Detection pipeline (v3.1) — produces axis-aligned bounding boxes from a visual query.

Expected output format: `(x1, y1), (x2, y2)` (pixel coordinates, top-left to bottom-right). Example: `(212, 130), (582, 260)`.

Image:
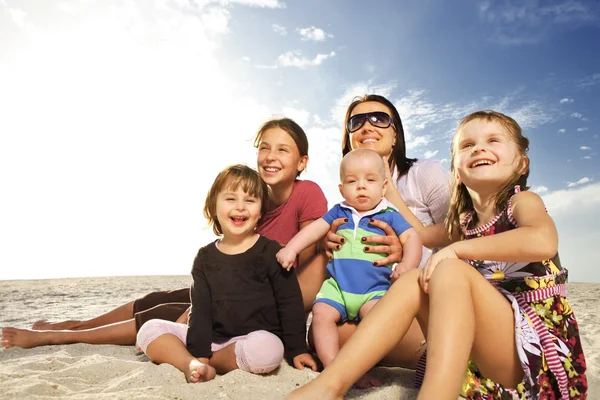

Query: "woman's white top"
(393, 159), (450, 268)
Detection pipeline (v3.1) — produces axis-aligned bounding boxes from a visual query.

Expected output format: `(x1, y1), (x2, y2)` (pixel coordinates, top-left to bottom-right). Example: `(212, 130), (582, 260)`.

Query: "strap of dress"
(506, 186), (521, 226)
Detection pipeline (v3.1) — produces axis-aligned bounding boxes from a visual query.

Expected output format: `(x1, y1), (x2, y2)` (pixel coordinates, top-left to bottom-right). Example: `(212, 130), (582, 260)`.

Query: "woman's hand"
(293, 353), (318, 371)
(324, 217), (348, 259)
(362, 219), (403, 266)
(419, 245), (458, 293)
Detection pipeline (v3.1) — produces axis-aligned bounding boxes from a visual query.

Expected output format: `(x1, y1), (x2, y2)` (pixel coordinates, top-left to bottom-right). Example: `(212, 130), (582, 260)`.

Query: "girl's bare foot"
(286, 378), (344, 400)
(32, 320), (82, 331)
(2, 327), (54, 348)
(186, 359), (216, 383)
(353, 371), (382, 389)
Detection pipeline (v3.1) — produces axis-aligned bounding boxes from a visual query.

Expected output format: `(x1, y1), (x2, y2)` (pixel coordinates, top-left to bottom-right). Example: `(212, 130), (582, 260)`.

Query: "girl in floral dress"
(287, 110), (587, 400)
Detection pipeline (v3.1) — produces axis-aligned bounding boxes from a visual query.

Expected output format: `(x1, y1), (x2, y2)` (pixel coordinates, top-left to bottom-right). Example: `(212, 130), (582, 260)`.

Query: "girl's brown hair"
(342, 94), (416, 177)
(446, 110), (530, 240)
(203, 164), (269, 236)
(253, 117), (309, 177)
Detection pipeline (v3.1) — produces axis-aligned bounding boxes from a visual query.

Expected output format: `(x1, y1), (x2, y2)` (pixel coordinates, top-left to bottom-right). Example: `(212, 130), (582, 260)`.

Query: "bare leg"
(417, 260), (521, 399)
(32, 301), (135, 331)
(145, 333), (216, 383)
(2, 319), (137, 348)
(208, 343), (238, 374)
(352, 299), (383, 389)
(289, 261), (522, 400)
(290, 270), (426, 400)
(296, 252), (329, 313)
(311, 303), (342, 368)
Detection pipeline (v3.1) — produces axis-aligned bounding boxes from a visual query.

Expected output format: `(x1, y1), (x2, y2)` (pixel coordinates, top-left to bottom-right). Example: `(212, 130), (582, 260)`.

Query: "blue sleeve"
(386, 211), (412, 236)
(321, 204), (345, 225)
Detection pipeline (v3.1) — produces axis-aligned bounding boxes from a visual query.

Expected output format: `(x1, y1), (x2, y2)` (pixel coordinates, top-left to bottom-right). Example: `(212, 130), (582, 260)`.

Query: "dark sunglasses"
(347, 111), (395, 133)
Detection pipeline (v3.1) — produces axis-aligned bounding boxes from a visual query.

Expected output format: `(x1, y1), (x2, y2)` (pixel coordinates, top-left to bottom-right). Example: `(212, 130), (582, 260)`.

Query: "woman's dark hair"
(342, 94), (416, 177)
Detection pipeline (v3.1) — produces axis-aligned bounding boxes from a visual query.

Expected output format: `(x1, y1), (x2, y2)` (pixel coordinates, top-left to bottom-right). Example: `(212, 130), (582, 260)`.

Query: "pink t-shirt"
(257, 180), (328, 246)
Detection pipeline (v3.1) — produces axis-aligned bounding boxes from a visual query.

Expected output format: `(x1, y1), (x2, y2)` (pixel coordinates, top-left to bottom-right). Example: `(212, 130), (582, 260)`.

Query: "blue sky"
(1, 0), (599, 282)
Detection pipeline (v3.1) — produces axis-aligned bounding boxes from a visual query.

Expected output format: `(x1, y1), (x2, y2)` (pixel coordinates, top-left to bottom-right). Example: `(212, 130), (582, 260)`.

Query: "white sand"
(0, 277), (598, 399)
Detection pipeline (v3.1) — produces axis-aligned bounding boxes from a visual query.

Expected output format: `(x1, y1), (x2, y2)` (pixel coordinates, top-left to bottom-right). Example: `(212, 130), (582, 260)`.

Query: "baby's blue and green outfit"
(316, 199), (411, 321)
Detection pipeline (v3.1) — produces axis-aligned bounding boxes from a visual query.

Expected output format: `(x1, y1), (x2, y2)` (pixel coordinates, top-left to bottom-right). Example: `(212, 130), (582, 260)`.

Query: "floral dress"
(458, 189), (588, 399)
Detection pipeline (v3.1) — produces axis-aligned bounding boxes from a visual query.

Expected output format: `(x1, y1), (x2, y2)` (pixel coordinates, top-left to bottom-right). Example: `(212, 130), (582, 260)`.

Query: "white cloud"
(557, 128), (566, 133)
(567, 177), (591, 188)
(282, 106), (310, 126)
(297, 26), (333, 41)
(577, 127), (588, 132)
(242, 56), (250, 61)
(479, 1), (600, 45)
(277, 50), (336, 68)
(272, 23), (287, 35)
(559, 97), (574, 104)
(531, 185), (548, 193)
(544, 181), (599, 212)
(7, 7), (26, 27)
(424, 150), (439, 159)
(583, 155), (592, 159)
(571, 112), (584, 119)
(579, 72), (600, 88)
(541, 182), (600, 282)
(580, 146), (592, 150)
(221, 0), (285, 8)
(0, 0), (282, 280)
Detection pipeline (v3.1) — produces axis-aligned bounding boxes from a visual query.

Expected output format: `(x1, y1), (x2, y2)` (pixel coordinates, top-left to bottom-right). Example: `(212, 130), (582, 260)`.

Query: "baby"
(277, 148), (421, 387)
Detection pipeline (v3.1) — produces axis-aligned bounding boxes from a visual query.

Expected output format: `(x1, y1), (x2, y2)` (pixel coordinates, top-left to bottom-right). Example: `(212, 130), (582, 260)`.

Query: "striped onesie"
(316, 199), (411, 321)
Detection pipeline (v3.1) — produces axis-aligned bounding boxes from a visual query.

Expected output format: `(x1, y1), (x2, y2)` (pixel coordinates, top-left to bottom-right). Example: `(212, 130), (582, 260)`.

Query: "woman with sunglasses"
(321, 94), (449, 383)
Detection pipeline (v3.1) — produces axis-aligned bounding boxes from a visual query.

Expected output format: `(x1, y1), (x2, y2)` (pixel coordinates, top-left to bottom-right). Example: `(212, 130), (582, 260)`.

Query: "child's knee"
(136, 319), (184, 353)
(429, 259), (468, 292)
(235, 330), (284, 374)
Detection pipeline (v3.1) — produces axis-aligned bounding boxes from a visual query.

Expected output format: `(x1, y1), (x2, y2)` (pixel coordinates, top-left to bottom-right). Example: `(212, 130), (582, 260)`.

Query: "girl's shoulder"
(293, 179), (326, 197)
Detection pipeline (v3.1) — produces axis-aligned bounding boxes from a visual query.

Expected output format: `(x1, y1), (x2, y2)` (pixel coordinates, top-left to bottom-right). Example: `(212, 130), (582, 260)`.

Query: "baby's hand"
(292, 353), (318, 371)
(390, 262), (413, 283)
(276, 247), (297, 271)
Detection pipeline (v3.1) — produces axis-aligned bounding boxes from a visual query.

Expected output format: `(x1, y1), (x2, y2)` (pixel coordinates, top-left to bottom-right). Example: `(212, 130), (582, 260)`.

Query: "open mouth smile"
(469, 159), (495, 168)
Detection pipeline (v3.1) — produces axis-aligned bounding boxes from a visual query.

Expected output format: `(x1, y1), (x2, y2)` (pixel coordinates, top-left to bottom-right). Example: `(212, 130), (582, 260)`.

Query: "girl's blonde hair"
(253, 117), (309, 177)
(446, 110), (530, 240)
(203, 164), (269, 236)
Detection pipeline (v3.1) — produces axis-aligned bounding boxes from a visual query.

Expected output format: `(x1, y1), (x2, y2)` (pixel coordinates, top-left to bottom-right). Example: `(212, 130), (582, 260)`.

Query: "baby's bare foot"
(186, 359), (216, 383)
(353, 371), (381, 389)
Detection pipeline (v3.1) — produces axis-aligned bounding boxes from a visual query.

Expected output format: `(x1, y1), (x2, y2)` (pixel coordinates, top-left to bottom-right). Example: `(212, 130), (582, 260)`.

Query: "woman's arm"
(451, 191), (558, 262)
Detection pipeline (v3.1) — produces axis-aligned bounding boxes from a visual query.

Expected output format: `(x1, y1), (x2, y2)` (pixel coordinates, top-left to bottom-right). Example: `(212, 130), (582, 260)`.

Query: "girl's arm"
(186, 258), (213, 360)
(451, 191), (558, 262)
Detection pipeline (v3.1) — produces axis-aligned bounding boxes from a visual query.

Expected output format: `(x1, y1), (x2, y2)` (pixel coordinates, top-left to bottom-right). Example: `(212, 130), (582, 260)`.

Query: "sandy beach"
(1, 276), (598, 399)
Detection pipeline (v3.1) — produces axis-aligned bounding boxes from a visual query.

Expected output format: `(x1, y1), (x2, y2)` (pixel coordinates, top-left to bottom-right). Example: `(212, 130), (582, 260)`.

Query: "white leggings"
(136, 320), (284, 374)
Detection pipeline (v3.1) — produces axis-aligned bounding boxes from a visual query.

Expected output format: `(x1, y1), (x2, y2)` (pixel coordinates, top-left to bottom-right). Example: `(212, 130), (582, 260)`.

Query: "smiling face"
(339, 149), (387, 212)
(453, 118), (528, 191)
(256, 127), (307, 188)
(215, 185), (262, 240)
(349, 101), (397, 158)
